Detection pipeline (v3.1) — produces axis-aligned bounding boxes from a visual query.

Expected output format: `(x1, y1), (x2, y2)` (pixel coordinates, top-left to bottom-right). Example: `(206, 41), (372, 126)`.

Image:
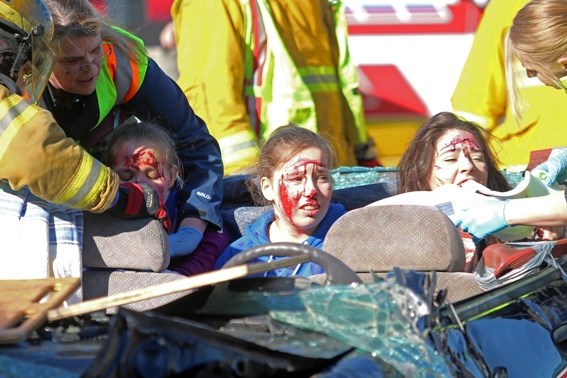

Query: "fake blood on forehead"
(125, 150), (161, 172)
(440, 136), (480, 152)
(287, 158), (326, 171)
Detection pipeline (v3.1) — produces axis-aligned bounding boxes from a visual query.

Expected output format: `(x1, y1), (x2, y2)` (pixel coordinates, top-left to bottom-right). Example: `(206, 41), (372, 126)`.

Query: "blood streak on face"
(278, 173), (294, 222)
(434, 133), (481, 169)
(277, 159), (324, 225)
(430, 129), (488, 188)
(439, 136), (480, 154)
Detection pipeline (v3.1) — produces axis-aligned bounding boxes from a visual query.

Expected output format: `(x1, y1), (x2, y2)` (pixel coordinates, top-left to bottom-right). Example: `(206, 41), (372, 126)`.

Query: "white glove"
(431, 185), (533, 242)
(534, 148), (567, 186)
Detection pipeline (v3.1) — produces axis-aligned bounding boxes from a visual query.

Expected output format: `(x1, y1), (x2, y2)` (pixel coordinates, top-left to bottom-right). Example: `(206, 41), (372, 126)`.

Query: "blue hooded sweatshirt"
(214, 203), (346, 276)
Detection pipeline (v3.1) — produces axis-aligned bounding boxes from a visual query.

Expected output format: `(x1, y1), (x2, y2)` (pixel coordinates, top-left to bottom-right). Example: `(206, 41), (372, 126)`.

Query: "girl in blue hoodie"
(215, 125), (346, 276)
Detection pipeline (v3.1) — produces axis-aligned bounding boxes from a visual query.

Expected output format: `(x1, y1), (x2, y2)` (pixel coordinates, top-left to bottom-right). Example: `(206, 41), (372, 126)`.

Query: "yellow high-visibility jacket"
(0, 86), (118, 211)
(172, 0), (366, 174)
(452, 0), (567, 169)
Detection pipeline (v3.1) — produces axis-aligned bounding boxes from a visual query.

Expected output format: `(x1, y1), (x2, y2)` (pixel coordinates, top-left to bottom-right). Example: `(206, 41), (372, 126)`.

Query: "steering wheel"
(222, 242), (362, 286)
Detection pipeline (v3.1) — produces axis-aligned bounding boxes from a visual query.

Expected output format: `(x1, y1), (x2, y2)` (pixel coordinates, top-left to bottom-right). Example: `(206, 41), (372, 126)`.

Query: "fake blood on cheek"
(278, 175), (299, 225)
(277, 160), (326, 220)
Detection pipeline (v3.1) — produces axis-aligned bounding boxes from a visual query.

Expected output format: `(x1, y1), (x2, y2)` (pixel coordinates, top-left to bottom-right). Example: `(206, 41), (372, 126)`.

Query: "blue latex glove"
(534, 150), (567, 186)
(459, 198), (509, 240)
(168, 226), (204, 258)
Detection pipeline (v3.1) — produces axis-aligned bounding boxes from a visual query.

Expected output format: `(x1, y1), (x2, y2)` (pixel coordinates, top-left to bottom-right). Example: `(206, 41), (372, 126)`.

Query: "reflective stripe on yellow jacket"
(0, 86), (118, 211)
(172, 0), (366, 174)
(451, 0), (567, 169)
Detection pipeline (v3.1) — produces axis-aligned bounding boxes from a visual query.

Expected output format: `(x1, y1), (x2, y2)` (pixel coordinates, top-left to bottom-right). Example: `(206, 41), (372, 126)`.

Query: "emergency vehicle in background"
(346, 0), (487, 165)
(94, 0), (487, 166)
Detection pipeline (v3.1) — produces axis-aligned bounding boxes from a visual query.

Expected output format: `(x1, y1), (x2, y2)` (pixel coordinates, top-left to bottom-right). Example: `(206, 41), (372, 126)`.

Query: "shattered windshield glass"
(270, 277), (451, 377)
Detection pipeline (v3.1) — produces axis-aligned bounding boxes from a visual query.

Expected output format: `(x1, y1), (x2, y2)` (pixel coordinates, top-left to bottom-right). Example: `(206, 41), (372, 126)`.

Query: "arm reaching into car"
(0, 87), (118, 212)
(368, 184), (535, 242)
(534, 149), (567, 186)
(460, 191), (567, 238)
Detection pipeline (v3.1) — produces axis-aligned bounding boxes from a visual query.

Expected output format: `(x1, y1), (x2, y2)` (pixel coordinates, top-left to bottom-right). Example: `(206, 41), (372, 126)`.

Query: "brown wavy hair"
(397, 112), (511, 193)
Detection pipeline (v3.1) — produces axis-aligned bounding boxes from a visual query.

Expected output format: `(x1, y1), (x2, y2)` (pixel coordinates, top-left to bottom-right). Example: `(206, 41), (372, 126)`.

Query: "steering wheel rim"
(222, 242), (361, 286)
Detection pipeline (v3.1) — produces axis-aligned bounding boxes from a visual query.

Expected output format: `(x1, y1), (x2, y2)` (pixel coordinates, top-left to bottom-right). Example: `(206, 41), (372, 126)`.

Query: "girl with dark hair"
(397, 112), (510, 195)
(374, 112), (562, 271)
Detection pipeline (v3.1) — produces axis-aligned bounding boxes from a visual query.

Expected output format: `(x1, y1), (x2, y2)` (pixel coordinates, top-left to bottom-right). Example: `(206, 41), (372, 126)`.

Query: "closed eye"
(61, 57), (79, 64)
(118, 172), (135, 182)
(146, 169), (162, 180)
(469, 152), (485, 162)
(316, 174), (330, 181)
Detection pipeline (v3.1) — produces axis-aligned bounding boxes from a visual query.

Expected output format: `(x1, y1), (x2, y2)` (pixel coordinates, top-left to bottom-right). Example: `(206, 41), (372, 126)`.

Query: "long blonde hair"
(506, 0), (567, 118)
(44, 0), (146, 63)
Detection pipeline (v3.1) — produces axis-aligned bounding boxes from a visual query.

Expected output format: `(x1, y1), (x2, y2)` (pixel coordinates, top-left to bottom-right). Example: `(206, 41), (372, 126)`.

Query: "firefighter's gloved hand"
(354, 138), (382, 167)
(534, 149), (567, 186)
(168, 226), (204, 258)
(459, 197), (509, 240)
(109, 183), (171, 231)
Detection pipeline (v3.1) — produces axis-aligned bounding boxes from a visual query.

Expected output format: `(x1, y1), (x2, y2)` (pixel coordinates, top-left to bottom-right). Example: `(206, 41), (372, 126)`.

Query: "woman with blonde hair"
(41, 0), (224, 258)
(505, 0), (567, 117)
(454, 0), (567, 239)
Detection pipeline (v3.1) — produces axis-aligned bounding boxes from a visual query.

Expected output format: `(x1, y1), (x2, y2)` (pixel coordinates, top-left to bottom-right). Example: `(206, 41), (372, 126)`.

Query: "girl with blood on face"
(395, 112), (510, 271)
(397, 112), (509, 194)
(103, 122), (229, 276)
(389, 112), (562, 271)
(215, 124), (345, 277)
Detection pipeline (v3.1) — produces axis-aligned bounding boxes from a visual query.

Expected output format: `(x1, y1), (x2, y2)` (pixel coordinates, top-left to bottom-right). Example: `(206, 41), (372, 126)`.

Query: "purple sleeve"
(168, 225), (229, 276)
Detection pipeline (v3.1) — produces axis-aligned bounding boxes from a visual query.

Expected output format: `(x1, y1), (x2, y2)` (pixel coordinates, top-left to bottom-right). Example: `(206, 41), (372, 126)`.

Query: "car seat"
(81, 212), (191, 313)
(321, 205), (484, 302)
